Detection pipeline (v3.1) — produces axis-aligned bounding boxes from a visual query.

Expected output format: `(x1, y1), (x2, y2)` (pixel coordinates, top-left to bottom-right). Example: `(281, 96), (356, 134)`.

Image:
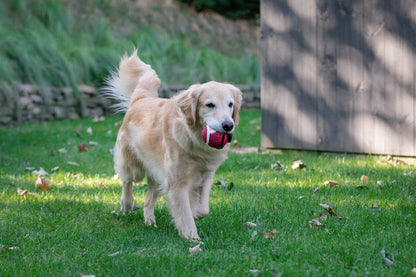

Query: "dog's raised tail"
(103, 50), (161, 113)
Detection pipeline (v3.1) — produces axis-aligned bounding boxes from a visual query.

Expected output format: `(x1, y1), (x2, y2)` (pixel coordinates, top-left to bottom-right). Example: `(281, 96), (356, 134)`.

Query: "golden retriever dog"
(105, 50), (242, 240)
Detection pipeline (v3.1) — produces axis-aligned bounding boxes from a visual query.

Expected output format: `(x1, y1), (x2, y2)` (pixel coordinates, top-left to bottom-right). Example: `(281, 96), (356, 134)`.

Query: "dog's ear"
(174, 84), (202, 126)
(231, 86), (243, 125)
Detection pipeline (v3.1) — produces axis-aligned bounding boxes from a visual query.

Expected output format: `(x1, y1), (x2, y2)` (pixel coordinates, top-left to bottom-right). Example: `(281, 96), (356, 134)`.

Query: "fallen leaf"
(78, 144), (89, 152)
(215, 179), (234, 191)
(308, 219), (323, 229)
(320, 203), (342, 218)
(132, 202), (141, 211)
(0, 244), (19, 251)
(271, 161), (285, 171)
(86, 127), (93, 135)
(243, 222), (257, 228)
(17, 187), (28, 196)
(324, 180), (339, 187)
(32, 167), (49, 176)
(107, 251), (121, 257)
(35, 175), (51, 190)
(263, 229), (277, 239)
(248, 269), (261, 276)
(291, 160), (306, 170)
(356, 185), (368, 189)
(75, 129), (82, 137)
(318, 213), (328, 221)
(360, 175), (369, 182)
(380, 249), (393, 266)
(189, 244), (202, 254)
(313, 186), (319, 194)
(231, 140), (241, 148)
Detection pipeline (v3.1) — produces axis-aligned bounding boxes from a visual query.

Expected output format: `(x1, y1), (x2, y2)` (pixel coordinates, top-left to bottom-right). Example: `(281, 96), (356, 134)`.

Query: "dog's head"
(174, 81), (242, 134)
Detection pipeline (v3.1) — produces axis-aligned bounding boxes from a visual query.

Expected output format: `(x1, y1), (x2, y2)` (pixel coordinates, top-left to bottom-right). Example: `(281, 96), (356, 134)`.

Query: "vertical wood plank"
(261, 0), (416, 156)
(315, 0), (338, 151)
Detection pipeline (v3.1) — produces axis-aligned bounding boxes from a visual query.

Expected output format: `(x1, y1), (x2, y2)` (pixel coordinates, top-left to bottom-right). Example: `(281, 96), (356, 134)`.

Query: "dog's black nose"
(222, 121), (234, 132)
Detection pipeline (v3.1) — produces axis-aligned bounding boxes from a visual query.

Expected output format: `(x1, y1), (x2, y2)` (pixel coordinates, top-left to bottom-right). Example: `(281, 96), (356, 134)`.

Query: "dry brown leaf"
(318, 213), (328, 221)
(17, 187), (28, 196)
(263, 229), (277, 239)
(320, 203), (341, 218)
(35, 175), (51, 190)
(231, 140), (241, 148)
(78, 143), (89, 152)
(189, 244), (202, 254)
(76, 129), (82, 137)
(271, 161), (285, 171)
(291, 160), (306, 170)
(244, 221), (256, 227)
(249, 269), (261, 276)
(380, 249), (393, 266)
(0, 244), (19, 251)
(308, 219), (323, 229)
(324, 180), (339, 187)
(360, 175), (369, 182)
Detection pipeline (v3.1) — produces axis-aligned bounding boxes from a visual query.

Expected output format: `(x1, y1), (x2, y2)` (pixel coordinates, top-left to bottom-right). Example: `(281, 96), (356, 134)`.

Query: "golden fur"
(106, 51), (242, 240)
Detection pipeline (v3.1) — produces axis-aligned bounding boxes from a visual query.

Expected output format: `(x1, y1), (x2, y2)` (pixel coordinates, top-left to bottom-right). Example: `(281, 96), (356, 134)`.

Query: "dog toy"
(201, 125), (232, 149)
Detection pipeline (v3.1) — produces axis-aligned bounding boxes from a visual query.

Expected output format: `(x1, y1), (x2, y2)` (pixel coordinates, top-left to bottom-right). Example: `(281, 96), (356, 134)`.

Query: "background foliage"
(177, 0), (259, 19)
(0, 0), (260, 89)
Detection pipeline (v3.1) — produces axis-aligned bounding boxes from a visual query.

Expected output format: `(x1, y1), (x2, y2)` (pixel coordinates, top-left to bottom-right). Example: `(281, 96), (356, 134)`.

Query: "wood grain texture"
(261, 0), (416, 156)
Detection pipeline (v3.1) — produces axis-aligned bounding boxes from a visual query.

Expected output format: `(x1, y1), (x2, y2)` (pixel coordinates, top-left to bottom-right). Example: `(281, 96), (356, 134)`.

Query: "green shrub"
(0, 0), (260, 89)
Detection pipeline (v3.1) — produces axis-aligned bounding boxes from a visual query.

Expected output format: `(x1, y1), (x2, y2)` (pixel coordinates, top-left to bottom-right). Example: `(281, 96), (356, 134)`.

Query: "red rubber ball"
(201, 126), (230, 149)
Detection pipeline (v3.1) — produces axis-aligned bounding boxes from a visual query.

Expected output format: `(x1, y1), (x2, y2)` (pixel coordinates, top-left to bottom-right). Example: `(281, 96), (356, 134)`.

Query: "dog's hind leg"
(143, 177), (161, 227)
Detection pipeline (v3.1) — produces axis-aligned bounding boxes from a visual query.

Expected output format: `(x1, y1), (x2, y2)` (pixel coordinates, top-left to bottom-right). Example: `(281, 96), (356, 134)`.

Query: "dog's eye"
(228, 102), (233, 108)
(206, 103), (215, 108)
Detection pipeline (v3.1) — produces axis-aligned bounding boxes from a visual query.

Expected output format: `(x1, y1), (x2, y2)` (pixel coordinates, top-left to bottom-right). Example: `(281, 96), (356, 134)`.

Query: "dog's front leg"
(120, 181), (134, 214)
(166, 187), (199, 240)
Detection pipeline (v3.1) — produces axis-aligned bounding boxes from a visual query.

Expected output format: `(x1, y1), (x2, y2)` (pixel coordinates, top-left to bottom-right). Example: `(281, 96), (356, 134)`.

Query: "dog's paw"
(120, 201), (140, 214)
(144, 215), (157, 227)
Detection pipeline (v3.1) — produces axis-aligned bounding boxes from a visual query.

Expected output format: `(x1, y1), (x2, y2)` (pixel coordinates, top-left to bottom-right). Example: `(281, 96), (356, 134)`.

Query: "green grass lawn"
(1, 110), (415, 276)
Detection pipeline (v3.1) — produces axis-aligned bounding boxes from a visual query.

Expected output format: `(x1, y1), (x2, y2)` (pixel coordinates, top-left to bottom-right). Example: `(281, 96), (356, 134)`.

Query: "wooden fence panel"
(261, 0), (416, 156)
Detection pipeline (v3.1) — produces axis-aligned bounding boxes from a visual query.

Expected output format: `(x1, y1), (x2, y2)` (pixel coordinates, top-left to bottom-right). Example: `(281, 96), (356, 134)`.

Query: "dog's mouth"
(201, 126), (233, 149)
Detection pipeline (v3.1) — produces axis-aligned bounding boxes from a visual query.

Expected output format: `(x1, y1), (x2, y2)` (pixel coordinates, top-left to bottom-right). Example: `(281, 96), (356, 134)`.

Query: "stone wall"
(0, 83), (260, 126)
